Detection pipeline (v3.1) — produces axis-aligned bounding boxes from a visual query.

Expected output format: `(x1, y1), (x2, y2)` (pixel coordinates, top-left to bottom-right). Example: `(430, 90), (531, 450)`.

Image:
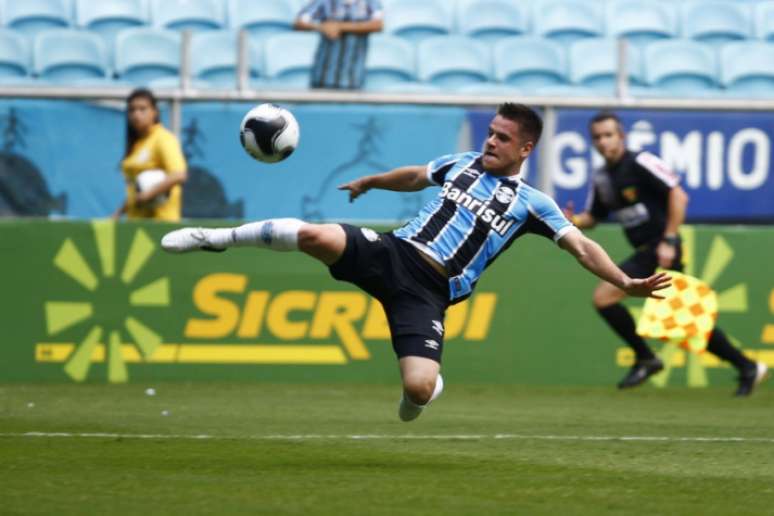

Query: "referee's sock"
(208, 218), (304, 251)
(597, 304), (656, 361)
(706, 327), (755, 372)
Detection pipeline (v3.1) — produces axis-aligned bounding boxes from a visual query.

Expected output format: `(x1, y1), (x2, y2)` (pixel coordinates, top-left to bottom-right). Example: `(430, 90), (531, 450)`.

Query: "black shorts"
(619, 238), (684, 279)
(329, 224), (450, 363)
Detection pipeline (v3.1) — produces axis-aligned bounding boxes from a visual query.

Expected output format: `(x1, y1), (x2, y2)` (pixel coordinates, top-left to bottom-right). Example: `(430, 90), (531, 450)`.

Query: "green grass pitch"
(2, 383), (773, 515)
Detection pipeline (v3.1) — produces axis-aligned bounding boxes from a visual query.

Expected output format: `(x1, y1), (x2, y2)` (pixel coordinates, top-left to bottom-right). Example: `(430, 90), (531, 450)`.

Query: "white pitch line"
(1, 432), (774, 444)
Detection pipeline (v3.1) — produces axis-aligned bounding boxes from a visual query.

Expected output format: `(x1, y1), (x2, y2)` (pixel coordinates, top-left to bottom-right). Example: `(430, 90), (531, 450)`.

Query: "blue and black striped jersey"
(298, 0), (383, 89)
(394, 152), (576, 302)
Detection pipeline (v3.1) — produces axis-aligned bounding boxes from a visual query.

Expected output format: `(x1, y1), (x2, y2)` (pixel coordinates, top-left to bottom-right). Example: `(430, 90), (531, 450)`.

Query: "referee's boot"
(735, 362), (769, 397)
(161, 227), (226, 253)
(617, 357), (664, 389)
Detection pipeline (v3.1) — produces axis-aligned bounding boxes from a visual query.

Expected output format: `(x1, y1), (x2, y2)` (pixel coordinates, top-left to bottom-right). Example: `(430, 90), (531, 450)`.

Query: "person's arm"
(112, 200), (127, 220)
(558, 229), (670, 298)
(136, 129), (188, 205)
(338, 166), (431, 202)
(657, 185), (689, 266)
(338, 18), (383, 34)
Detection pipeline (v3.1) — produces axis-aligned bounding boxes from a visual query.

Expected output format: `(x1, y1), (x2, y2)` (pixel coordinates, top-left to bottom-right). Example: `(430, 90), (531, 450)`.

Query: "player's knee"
(297, 224), (323, 250)
(403, 376), (436, 405)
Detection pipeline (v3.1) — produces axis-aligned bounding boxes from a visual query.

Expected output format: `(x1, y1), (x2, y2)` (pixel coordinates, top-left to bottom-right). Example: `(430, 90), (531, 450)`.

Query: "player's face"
(128, 97), (158, 134)
(482, 115), (533, 176)
(590, 119), (626, 163)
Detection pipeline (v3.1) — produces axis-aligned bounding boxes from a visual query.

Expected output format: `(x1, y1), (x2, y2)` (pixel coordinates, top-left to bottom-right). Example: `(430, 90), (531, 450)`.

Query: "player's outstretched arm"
(338, 165), (431, 203)
(559, 230), (671, 298)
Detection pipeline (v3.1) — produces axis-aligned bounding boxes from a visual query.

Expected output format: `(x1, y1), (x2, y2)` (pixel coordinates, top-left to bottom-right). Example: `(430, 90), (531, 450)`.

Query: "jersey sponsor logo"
(614, 202), (650, 228)
(439, 181), (515, 236)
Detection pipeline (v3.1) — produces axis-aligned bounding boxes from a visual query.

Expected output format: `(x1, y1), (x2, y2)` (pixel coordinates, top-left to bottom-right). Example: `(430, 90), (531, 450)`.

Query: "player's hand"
(656, 241), (676, 268)
(135, 190), (155, 205)
(320, 21), (341, 39)
(622, 272), (671, 299)
(562, 200), (575, 220)
(338, 177), (371, 203)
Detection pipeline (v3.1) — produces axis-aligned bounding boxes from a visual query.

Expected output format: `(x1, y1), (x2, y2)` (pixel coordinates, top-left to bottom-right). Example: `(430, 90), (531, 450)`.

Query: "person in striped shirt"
(161, 104), (669, 421)
(294, 0), (383, 89)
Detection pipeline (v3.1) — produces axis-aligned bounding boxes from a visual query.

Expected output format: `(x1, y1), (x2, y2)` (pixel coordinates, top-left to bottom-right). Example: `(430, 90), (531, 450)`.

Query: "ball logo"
(495, 186), (515, 204)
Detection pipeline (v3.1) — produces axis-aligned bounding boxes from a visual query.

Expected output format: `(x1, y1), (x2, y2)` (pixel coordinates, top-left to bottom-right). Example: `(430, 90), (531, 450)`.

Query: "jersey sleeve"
(527, 190), (578, 244)
(586, 182), (610, 220)
(297, 0), (326, 23)
(426, 152), (469, 185)
(635, 151), (679, 194)
(158, 130), (187, 173)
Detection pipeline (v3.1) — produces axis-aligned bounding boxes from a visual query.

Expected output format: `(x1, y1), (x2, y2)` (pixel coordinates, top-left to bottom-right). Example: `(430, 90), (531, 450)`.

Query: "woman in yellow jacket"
(113, 88), (187, 221)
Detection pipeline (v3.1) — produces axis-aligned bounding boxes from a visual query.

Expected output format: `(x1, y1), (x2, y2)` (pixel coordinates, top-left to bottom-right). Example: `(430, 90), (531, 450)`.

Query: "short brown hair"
(497, 103), (543, 145)
(589, 111), (623, 132)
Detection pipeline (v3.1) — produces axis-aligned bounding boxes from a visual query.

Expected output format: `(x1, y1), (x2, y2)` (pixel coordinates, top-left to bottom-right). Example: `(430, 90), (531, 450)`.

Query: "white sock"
(429, 374), (444, 403)
(208, 218), (304, 251)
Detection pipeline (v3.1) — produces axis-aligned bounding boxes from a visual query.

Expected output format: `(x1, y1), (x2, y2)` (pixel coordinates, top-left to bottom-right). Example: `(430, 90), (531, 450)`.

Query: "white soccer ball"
(135, 169), (169, 207)
(239, 103), (300, 163)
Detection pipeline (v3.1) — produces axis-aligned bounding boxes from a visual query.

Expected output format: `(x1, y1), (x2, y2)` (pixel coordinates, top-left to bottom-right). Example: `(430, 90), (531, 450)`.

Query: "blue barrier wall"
(1, 100), (772, 222)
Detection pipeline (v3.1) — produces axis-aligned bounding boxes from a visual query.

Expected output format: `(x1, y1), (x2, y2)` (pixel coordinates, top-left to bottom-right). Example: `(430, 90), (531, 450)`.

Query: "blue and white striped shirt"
(394, 152), (576, 302)
(298, 0), (383, 89)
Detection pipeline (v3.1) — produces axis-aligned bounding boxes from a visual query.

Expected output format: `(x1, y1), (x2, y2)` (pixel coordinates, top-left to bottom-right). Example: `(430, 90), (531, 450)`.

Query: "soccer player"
(565, 111), (768, 396)
(161, 104), (669, 421)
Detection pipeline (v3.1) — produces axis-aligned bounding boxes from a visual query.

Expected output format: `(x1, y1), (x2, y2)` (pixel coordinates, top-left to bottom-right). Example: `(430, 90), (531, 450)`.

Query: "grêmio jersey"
(393, 151), (575, 303)
(586, 150), (680, 248)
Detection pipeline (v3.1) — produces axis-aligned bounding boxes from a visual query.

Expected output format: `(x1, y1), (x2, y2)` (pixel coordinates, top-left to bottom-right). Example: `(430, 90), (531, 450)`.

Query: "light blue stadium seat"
(364, 34), (415, 90)
(533, 0), (604, 44)
(456, 0), (528, 43)
(0, 29), (32, 79)
(755, 2), (774, 41)
(720, 41), (774, 97)
(151, 0), (224, 31)
(384, 0), (452, 43)
(189, 30), (262, 89)
(681, 1), (752, 45)
(606, 0), (676, 47)
(644, 40), (719, 95)
(493, 37), (568, 89)
(569, 38), (644, 94)
(263, 32), (318, 89)
(454, 82), (523, 96)
(372, 81), (442, 94)
(2, 0), (72, 36)
(227, 0), (295, 37)
(75, 0), (147, 46)
(33, 29), (109, 83)
(115, 27), (180, 84)
(416, 36), (491, 90)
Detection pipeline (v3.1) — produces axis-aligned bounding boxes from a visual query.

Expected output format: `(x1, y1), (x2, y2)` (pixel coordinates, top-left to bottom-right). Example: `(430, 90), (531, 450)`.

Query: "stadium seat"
(372, 81), (442, 94)
(151, 0), (224, 31)
(454, 82), (523, 96)
(569, 38), (644, 93)
(416, 36), (491, 89)
(33, 29), (110, 83)
(227, 0), (296, 37)
(263, 32), (318, 89)
(680, 1), (752, 45)
(0, 30), (32, 79)
(2, 0), (72, 36)
(115, 27), (181, 84)
(364, 34), (416, 90)
(493, 37), (568, 89)
(754, 1), (774, 41)
(456, 0), (528, 43)
(644, 40), (719, 95)
(533, 0), (604, 44)
(606, 0), (677, 47)
(384, 0), (452, 43)
(720, 41), (774, 97)
(189, 30), (262, 88)
(75, 0), (147, 46)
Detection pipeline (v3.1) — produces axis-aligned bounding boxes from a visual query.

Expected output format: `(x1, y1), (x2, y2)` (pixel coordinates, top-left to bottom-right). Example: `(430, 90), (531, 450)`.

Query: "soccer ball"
(239, 103), (299, 163)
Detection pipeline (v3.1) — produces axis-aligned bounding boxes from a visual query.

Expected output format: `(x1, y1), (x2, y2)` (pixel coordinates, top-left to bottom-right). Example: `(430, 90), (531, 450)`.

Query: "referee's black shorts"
(329, 224), (450, 363)
(619, 237), (684, 279)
